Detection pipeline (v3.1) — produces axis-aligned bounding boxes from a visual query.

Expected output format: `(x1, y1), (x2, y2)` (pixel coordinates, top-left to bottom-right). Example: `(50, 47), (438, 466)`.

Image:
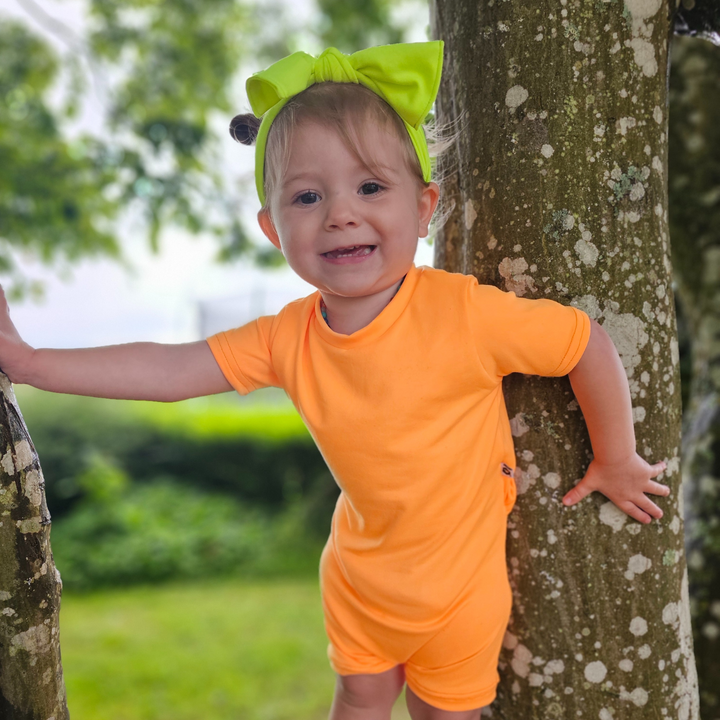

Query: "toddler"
(0, 41), (670, 720)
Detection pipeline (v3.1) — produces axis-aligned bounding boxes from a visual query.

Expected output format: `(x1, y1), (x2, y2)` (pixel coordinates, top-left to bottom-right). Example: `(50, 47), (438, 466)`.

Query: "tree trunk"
(668, 33), (720, 719)
(429, 1), (699, 718)
(0, 373), (68, 719)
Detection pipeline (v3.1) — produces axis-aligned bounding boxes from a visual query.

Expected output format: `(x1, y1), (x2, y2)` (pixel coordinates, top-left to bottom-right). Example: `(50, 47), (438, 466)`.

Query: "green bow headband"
(246, 40), (444, 205)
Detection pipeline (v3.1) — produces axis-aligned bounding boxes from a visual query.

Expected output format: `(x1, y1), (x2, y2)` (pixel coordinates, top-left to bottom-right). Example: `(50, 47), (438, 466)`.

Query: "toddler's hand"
(561, 453), (670, 524)
(0, 284), (35, 384)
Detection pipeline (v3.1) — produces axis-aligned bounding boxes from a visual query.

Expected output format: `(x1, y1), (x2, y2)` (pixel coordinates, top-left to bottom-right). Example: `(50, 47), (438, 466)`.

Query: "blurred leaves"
(0, 21), (120, 296)
(668, 35), (720, 307)
(83, 0), (251, 254)
(316, 0), (404, 52)
(88, 0), (245, 121)
(1, 0), (421, 294)
(52, 470), (323, 590)
(76, 451), (131, 503)
(674, 0), (720, 45)
(1, 1), (247, 293)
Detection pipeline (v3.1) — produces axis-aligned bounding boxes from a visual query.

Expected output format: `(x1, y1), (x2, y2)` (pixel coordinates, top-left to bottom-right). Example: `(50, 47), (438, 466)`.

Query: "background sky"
(1, 0), (433, 349)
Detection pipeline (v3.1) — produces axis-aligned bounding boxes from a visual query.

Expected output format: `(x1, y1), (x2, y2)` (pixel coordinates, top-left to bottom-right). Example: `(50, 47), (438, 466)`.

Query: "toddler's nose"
(324, 194), (360, 231)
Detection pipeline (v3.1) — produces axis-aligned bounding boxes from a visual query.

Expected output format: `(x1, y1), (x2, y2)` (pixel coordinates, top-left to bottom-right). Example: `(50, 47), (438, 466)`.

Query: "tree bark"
(0, 373), (68, 719)
(668, 33), (720, 719)
(429, 1), (699, 718)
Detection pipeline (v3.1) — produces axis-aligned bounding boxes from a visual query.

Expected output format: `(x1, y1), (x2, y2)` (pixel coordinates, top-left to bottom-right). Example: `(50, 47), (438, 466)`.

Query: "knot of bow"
(247, 42), (443, 131)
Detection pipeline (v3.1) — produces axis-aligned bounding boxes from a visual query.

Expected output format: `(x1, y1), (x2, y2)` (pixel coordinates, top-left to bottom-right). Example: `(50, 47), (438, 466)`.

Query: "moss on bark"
(430, 1), (699, 717)
(0, 374), (68, 720)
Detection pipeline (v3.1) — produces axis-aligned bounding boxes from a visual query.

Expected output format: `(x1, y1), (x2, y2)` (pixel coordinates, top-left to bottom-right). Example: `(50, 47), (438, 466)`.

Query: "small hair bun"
(229, 113), (261, 145)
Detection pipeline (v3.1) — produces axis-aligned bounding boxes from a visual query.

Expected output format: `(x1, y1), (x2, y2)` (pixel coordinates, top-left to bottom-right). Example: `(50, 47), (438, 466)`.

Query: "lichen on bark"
(430, 0), (699, 717)
(0, 373), (68, 720)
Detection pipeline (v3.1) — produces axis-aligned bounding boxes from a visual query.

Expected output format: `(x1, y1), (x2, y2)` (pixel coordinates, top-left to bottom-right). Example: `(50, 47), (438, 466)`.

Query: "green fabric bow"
(246, 41), (444, 205)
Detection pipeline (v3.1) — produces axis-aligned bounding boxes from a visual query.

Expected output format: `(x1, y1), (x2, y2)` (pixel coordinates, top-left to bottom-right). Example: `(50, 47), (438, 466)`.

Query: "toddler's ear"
(418, 182), (440, 238)
(258, 208), (282, 251)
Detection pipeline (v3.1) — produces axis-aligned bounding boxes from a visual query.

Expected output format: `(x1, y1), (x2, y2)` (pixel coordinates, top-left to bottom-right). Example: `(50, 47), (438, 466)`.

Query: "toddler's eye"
(360, 182), (383, 196)
(296, 192), (319, 205)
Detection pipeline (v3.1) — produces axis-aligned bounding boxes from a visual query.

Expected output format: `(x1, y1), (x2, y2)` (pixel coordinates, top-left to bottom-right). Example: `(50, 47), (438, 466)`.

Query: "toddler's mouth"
(322, 244), (376, 259)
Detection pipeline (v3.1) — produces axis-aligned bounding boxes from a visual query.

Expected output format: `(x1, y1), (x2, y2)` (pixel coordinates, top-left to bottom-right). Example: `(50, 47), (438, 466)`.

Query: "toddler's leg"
(329, 665), (405, 720)
(405, 685), (481, 720)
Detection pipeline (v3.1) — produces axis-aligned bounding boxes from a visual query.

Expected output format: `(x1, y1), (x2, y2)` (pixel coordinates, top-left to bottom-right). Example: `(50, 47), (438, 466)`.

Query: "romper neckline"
(313, 264), (423, 349)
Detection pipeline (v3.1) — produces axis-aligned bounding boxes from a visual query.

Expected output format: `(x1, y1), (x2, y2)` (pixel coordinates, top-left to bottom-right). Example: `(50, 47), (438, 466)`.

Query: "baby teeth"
(329, 245), (373, 258)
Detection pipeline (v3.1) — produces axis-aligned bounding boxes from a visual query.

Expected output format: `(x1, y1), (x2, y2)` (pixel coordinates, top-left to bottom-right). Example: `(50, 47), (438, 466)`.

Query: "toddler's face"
(257, 120), (438, 301)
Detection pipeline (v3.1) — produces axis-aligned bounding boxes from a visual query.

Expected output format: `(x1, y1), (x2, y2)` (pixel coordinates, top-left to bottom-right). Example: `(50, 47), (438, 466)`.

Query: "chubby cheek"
(279, 244), (302, 270)
(280, 244), (318, 280)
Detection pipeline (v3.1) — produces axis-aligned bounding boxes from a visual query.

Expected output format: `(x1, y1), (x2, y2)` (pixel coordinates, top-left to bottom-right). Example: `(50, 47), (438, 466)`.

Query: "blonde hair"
(230, 83), (458, 225)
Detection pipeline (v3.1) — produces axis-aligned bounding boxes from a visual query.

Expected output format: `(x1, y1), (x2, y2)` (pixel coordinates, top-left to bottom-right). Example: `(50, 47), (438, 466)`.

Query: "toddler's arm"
(0, 286), (233, 402)
(563, 319), (670, 523)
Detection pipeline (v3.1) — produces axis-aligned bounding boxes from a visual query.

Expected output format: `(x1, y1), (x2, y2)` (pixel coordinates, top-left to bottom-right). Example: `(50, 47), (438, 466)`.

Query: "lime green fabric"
(246, 41), (444, 205)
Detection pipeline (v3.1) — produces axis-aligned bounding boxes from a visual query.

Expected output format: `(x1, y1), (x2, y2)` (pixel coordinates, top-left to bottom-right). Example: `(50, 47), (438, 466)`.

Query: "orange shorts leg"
(403, 578), (512, 712)
(320, 545), (404, 677)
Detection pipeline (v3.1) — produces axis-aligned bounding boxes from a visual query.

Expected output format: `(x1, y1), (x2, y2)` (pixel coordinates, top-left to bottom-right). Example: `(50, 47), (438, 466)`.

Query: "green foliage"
(12, 389), (336, 591)
(669, 36), (720, 308)
(316, 0), (404, 52)
(52, 454), (325, 590)
(1, 0), (420, 290)
(85, 0), (250, 251)
(15, 389), (337, 534)
(76, 450), (131, 502)
(0, 22), (120, 299)
(668, 36), (720, 718)
(89, 0), (245, 124)
(0, 1), (280, 286)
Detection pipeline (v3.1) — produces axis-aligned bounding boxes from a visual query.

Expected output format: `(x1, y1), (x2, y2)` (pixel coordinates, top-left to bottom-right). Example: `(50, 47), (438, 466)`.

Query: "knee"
(405, 683), (482, 719)
(334, 678), (374, 710)
(335, 666), (405, 709)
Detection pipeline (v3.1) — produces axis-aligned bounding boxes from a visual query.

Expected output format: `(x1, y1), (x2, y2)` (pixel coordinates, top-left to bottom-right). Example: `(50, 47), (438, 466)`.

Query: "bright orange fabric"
(206, 264), (591, 711)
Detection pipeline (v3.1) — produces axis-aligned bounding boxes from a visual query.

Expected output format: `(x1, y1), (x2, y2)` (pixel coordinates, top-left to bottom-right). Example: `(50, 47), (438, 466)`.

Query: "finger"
(645, 480), (671, 497)
(562, 478), (594, 506)
(635, 494), (663, 520)
(619, 500), (653, 524)
(649, 461), (668, 478)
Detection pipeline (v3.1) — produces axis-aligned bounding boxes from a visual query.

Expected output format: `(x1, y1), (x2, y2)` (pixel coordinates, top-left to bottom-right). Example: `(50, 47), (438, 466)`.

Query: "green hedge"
(14, 388), (339, 538)
(51, 456), (326, 590)
(10, 388), (339, 590)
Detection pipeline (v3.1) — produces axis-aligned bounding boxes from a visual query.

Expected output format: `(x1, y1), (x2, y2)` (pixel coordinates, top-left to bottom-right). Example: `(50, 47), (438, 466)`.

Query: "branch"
(14, 0), (110, 109)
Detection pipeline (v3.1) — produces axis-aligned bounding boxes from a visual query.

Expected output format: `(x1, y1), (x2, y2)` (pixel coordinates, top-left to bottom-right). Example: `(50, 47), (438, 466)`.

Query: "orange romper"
(207, 264), (591, 711)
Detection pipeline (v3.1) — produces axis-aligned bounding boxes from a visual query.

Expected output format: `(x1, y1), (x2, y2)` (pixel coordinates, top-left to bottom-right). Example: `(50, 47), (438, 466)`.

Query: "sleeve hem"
(465, 279), (503, 386)
(549, 308), (592, 376)
(206, 333), (255, 395)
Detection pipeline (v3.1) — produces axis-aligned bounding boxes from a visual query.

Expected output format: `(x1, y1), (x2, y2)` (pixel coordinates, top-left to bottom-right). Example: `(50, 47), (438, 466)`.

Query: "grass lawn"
(60, 576), (411, 720)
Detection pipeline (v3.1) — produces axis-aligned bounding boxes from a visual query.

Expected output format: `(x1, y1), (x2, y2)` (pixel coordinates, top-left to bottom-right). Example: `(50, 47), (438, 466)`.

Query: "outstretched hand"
(561, 452), (670, 524)
(0, 284), (35, 384)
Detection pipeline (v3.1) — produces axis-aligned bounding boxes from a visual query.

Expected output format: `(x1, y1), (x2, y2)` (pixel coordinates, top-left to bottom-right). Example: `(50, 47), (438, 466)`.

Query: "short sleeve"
(468, 283), (591, 379)
(206, 315), (281, 395)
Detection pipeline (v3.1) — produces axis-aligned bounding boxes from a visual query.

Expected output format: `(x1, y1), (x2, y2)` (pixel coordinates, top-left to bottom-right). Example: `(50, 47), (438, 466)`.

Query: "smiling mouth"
(322, 244), (376, 259)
